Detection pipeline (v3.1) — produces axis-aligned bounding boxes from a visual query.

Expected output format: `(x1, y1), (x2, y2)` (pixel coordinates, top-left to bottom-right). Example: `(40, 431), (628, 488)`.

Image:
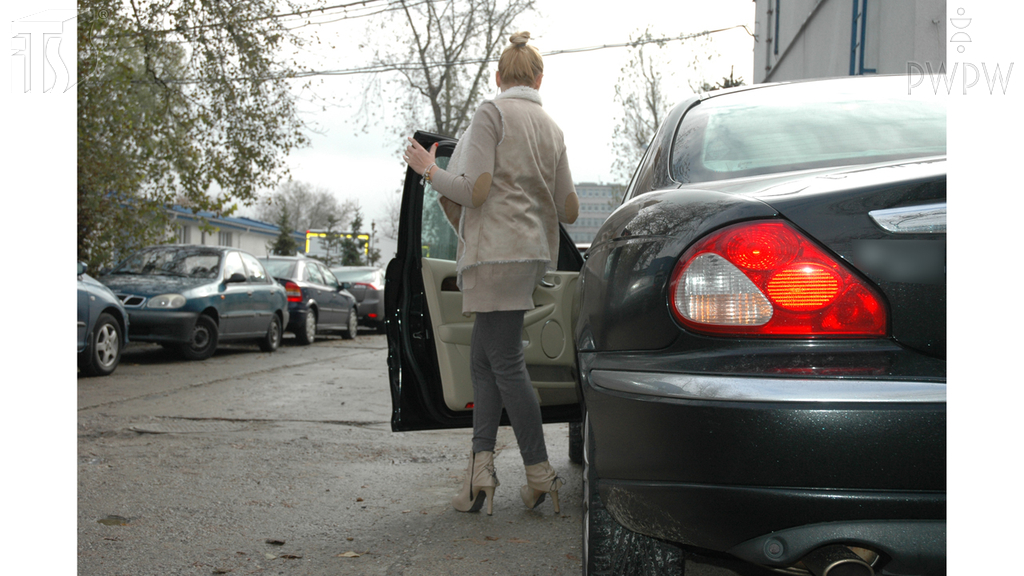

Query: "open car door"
(385, 130), (583, 432)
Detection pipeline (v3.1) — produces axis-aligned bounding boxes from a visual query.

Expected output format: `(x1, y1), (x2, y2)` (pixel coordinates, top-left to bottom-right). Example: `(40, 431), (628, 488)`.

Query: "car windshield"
(111, 247), (222, 279)
(671, 78), (947, 184)
(261, 259), (297, 278)
(332, 269), (376, 282)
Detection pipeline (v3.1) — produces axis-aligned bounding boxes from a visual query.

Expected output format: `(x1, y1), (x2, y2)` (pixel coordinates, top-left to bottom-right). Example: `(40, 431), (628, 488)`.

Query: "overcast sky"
(272, 0), (757, 230)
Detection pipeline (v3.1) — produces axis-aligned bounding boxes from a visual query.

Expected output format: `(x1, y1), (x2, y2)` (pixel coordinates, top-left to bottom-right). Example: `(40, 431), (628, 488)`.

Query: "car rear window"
(670, 78), (947, 184)
(260, 259), (296, 278)
(332, 269), (376, 282)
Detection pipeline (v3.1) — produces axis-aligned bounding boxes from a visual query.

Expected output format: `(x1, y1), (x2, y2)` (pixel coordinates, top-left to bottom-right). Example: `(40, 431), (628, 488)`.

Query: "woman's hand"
(403, 137), (438, 176)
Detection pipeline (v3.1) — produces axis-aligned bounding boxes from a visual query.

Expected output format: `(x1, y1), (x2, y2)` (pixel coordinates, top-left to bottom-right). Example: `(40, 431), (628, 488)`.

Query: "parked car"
(330, 266), (385, 333)
(386, 75), (945, 576)
(78, 262), (129, 376)
(99, 245), (288, 360)
(259, 255), (359, 344)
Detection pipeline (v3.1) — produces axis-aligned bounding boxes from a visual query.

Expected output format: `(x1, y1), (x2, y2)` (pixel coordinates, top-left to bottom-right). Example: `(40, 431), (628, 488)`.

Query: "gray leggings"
(470, 310), (548, 466)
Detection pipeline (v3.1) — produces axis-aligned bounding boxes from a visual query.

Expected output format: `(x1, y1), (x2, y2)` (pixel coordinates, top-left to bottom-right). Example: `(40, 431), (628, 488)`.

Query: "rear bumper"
(583, 365), (946, 572)
(356, 294), (385, 325)
(285, 304), (310, 333)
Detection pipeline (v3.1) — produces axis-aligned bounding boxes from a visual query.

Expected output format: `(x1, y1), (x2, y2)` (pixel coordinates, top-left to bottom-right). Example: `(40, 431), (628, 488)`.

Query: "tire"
(80, 313), (122, 377)
(341, 307), (358, 339)
(582, 413), (685, 576)
(296, 309), (317, 345)
(178, 314), (219, 361)
(569, 420), (584, 465)
(259, 314), (282, 352)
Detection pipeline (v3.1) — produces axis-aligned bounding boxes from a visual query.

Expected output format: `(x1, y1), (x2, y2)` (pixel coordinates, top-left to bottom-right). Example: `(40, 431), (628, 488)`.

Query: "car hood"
(99, 274), (218, 296)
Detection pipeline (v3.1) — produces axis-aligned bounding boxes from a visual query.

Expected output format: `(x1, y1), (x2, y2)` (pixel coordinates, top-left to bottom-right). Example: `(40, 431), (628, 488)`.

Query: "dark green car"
(100, 245), (289, 361)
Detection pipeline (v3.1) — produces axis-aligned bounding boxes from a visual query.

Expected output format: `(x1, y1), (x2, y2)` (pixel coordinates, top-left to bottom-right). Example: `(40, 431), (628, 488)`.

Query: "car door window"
(240, 253), (269, 283)
(320, 265), (340, 290)
(306, 262), (326, 285)
(223, 251), (245, 281)
(421, 156), (458, 261)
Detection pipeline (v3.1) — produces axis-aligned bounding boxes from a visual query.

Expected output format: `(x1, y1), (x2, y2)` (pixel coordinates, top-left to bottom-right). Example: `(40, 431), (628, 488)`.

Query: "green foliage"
(319, 213), (347, 267)
(270, 205), (299, 256)
(339, 208), (365, 266)
(77, 0), (314, 271)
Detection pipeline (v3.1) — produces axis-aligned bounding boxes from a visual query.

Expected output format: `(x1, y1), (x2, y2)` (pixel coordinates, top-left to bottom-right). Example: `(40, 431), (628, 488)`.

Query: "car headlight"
(147, 294), (187, 309)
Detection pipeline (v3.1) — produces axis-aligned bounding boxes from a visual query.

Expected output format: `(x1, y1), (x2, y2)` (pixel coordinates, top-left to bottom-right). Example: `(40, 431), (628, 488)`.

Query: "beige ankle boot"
(451, 450), (499, 515)
(520, 461), (564, 513)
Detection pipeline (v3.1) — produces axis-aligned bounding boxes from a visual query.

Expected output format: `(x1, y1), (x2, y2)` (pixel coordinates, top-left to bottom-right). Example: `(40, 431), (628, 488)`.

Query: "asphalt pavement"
(77, 332), (585, 576)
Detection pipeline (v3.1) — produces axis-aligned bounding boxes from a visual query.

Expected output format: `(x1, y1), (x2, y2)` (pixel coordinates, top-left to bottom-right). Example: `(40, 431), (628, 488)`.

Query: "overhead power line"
(152, 24), (753, 85)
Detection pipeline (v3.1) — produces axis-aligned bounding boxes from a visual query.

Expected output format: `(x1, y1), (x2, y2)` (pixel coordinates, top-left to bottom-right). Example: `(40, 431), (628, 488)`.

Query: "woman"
(403, 31), (579, 516)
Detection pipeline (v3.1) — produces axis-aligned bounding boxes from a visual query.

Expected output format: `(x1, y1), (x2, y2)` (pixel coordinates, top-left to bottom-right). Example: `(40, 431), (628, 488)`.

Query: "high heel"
(451, 450), (499, 515)
(520, 461), (564, 514)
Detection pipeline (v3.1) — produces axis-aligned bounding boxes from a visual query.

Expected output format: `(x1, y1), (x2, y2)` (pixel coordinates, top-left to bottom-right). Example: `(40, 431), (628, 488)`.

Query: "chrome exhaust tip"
(800, 545), (874, 576)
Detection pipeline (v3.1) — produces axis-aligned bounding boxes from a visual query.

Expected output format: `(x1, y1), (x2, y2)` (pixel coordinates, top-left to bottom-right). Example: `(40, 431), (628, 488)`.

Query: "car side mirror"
(340, 282), (353, 290)
(78, 261), (87, 276)
(225, 272), (247, 284)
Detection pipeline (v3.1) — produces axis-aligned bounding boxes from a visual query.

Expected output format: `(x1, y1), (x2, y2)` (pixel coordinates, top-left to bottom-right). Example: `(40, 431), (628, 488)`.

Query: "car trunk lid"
(748, 160), (946, 359)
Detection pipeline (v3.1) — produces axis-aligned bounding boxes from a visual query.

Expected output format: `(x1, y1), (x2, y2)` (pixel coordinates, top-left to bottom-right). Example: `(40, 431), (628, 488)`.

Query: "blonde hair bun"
(509, 31), (531, 46)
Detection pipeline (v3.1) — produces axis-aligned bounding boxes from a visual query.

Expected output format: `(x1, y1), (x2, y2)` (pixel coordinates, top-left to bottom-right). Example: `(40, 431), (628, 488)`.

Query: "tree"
(361, 0), (536, 139)
(318, 213), (347, 267)
(78, 0), (314, 271)
(610, 29), (675, 187)
(610, 30), (746, 187)
(255, 180), (356, 235)
(270, 205), (299, 256)
(339, 208), (366, 266)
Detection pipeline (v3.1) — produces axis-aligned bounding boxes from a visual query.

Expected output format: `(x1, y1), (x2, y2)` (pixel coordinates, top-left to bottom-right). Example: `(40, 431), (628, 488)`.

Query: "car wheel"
(296, 309), (317, 345)
(582, 413), (685, 576)
(178, 314), (219, 361)
(569, 420), (583, 465)
(259, 314), (282, 352)
(80, 313), (121, 377)
(342, 307), (358, 339)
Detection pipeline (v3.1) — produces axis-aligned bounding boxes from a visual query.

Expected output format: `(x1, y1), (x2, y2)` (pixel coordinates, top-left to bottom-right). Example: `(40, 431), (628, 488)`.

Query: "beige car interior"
(420, 258), (579, 412)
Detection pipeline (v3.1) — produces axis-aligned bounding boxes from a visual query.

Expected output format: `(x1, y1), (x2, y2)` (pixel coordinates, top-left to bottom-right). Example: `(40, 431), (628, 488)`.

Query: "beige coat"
(431, 87), (579, 311)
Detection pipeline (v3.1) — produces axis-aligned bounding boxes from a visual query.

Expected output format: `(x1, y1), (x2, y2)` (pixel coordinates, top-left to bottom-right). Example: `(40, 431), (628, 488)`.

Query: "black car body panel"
(573, 75), (946, 575)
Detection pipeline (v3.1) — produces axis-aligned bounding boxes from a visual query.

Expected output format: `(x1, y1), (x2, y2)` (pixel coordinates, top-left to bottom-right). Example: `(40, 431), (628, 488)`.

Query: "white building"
(167, 206), (304, 257)
(753, 0), (946, 84)
(565, 183), (624, 246)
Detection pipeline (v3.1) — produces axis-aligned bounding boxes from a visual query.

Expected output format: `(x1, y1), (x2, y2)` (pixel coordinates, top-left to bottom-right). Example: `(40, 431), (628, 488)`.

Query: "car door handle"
(247, 290), (254, 296)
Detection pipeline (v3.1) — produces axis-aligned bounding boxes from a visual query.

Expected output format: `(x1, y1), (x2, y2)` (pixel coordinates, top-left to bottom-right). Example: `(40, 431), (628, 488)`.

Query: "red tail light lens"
(355, 281), (383, 291)
(284, 281), (303, 303)
(669, 221), (887, 337)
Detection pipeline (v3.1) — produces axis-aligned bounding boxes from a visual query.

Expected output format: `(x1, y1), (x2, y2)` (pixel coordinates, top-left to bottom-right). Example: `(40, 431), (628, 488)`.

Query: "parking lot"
(78, 332), (588, 576)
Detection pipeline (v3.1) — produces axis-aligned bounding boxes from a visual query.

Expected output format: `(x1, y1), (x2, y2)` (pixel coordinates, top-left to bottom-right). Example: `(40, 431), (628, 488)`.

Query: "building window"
(218, 231), (233, 247)
(177, 225), (191, 244)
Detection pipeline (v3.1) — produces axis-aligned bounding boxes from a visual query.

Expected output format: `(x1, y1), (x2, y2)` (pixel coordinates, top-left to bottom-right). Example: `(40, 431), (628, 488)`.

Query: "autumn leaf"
(336, 551), (361, 558)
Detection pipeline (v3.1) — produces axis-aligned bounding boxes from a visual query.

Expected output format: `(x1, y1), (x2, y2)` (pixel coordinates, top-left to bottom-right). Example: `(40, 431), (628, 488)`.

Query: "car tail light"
(355, 281), (383, 291)
(284, 281), (303, 303)
(668, 220), (887, 337)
